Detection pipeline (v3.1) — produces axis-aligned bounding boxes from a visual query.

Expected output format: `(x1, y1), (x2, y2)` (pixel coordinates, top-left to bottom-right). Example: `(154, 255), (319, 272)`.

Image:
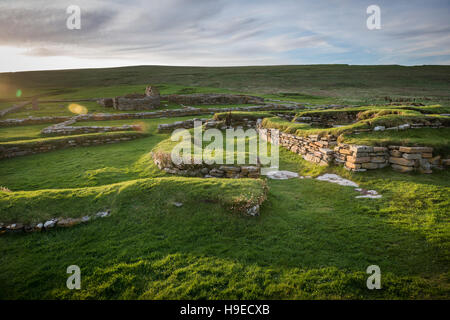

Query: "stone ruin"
(97, 85), (265, 111)
(97, 85), (162, 111)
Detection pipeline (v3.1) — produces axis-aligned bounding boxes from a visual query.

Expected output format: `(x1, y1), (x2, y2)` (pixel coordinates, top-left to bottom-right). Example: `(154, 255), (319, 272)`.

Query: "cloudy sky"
(0, 0), (449, 72)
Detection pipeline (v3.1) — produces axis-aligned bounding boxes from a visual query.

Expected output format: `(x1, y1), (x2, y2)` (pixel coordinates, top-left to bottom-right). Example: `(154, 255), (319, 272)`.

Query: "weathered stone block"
(370, 156), (387, 163)
(390, 150), (402, 157)
(345, 161), (361, 169)
(346, 156), (371, 163)
(398, 146), (433, 153)
(391, 164), (414, 172)
(350, 145), (374, 153)
(402, 153), (422, 160)
(362, 162), (378, 169)
(389, 157), (415, 166)
(339, 148), (352, 155)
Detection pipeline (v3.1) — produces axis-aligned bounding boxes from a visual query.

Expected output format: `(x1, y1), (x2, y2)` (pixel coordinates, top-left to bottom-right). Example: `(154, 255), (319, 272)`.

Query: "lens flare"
(68, 103), (88, 115)
(133, 121), (148, 132)
(16, 89), (22, 98)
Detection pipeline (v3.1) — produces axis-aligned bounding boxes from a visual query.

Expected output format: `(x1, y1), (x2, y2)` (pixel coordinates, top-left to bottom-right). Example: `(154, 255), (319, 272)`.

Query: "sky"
(0, 0), (449, 72)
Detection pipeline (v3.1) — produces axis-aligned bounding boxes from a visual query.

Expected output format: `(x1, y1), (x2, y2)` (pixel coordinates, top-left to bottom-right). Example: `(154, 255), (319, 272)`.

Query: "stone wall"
(0, 116), (72, 127)
(0, 132), (145, 160)
(334, 144), (390, 171)
(387, 146), (444, 173)
(161, 93), (264, 105)
(152, 151), (260, 179)
(334, 145), (446, 173)
(157, 118), (210, 132)
(258, 123), (449, 173)
(97, 98), (114, 108)
(0, 210), (110, 234)
(0, 101), (30, 118)
(157, 117), (257, 132)
(258, 126), (336, 166)
(41, 119), (140, 136)
(113, 95), (160, 110)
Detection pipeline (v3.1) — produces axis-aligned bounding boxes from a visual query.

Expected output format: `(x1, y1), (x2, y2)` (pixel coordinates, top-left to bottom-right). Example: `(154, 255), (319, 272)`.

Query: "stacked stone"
(259, 127), (336, 166)
(152, 152), (260, 179)
(157, 117), (259, 133)
(0, 116), (72, 127)
(97, 98), (114, 108)
(388, 146), (438, 173)
(113, 95), (160, 110)
(334, 144), (389, 171)
(41, 119), (139, 136)
(0, 210), (110, 234)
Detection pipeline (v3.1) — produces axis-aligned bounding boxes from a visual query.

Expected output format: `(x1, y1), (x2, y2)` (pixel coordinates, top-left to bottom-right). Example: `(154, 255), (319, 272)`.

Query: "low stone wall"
(97, 98), (114, 107)
(0, 210), (110, 234)
(113, 95), (160, 110)
(0, 104), (302, 128)
(0, 116), (72, 127)
(157, 117), (257, 132)
(388, 146), (445, 173)
(152, 151), (261, 179)
(0, 132), (145, 160)
(259, 123), (449, 173)
(157, 118), (210, 132)
(258, 127), (336, 166)
(296, 111), (448, 130)
(0, 101), (30, 118)
(41, 119), (140, 136)
(161, 93), (264, 105)
(334, 144), (390, 171)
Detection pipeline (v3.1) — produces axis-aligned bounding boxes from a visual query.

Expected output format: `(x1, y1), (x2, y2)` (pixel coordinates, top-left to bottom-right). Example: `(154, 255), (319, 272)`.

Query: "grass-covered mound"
(0, 130), (147, 148)
(152, 127), (273, 167)
(261, 105), (450, 139)
(295, 104), (450, 119)
(1, 167), (449, 299)
(0, 177), (267, 224)
(261, 116), (367, 137)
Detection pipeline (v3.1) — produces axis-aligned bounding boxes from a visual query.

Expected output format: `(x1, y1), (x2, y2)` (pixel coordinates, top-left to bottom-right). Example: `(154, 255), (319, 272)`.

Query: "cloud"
(0, 0), (449, 71)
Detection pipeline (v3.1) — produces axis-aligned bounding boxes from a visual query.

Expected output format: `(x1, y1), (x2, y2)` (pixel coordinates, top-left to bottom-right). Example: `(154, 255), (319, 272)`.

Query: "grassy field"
(0, 65), (449, 299)
(1, 65), (450, 106)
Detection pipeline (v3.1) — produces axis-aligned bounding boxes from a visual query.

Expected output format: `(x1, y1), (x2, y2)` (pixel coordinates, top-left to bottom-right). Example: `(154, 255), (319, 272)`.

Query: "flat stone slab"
(266, 170), (299, 180)
(315, 173), (359, 187)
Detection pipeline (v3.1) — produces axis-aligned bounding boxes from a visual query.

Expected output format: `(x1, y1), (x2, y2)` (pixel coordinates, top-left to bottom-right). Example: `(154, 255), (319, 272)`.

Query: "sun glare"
(68, 103), (88, 114)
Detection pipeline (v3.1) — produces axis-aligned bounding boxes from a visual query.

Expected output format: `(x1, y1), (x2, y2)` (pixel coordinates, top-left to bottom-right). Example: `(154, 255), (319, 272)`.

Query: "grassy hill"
(1, 65), (450, 105)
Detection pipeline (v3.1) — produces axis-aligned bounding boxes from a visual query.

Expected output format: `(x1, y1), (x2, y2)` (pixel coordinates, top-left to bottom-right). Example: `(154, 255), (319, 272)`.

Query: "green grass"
(0, 116), (211, 190)
(262, 105), (450, 142)
(0, 67), (449, 300)
(0, 124), (49, 142)
(0, 177), (267, 224)
(2, 65), (449, 106)
(1, 158), (448, 299)
(153, 128), (274, 166)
